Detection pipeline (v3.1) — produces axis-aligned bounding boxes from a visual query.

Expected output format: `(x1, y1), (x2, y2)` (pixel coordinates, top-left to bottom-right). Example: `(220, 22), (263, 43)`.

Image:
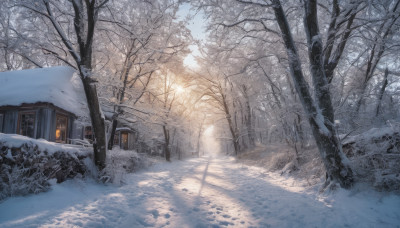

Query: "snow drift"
(0, 134), (92, 201)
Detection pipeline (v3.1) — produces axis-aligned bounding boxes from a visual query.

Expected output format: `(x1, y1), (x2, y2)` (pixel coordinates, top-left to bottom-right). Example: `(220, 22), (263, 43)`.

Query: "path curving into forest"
(0, 156), (399, 227)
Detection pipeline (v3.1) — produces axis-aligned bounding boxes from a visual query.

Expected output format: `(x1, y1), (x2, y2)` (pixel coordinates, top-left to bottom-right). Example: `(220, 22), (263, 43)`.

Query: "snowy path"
(1, 156), (400, 228)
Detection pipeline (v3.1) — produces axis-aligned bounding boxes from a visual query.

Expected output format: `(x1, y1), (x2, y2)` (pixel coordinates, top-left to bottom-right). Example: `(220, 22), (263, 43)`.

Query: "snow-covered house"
(0, 66), (90, 144)
(113, 127), (137, 150)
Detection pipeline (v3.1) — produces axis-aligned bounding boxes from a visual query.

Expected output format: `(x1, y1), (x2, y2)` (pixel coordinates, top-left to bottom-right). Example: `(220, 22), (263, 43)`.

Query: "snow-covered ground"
(0, 156), (399, 228)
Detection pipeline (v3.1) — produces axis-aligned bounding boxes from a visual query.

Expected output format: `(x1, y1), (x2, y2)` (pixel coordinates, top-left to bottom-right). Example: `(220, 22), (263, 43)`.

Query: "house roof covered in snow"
(0, 66), (88, 117)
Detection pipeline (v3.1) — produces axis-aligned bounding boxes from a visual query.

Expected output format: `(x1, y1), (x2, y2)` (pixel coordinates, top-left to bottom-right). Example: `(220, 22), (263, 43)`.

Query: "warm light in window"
(56, 129), (61, 139)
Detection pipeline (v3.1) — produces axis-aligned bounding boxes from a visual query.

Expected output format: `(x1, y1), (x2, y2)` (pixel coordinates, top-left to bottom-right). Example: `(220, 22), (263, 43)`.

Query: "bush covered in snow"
(100, 147), (154, 185)
(343, 124), (400, 192)
(237, 143), (325, 187)
(0, 134), (92, 201)
(0, 134), (161, 200)
(238, 123), (400, 192)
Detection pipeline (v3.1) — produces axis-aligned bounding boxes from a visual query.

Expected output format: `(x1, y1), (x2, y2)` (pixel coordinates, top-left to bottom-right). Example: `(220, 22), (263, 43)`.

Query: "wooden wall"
(0, 106), (76, 143)
(2, 110), (18, 134)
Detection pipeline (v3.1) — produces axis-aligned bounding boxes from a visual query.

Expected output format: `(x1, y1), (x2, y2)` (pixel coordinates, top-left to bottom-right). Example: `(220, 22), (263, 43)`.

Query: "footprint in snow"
(149, 209), (159, 218)
(218, 220), (234, 226)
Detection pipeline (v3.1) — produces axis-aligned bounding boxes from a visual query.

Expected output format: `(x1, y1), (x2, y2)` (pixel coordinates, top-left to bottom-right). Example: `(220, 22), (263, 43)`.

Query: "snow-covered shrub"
(237, 144), (297, 171)
(100, 147), (152, 185)
(343, 124), (400, 191)
(269, 151), (296, 171)
(237, 123), (400, 192)
(238, 143), (325, 187)
(0, 134), (91, 201)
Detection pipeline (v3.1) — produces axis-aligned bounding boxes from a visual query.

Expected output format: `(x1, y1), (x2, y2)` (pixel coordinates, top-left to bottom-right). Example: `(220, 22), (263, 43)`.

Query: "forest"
(0, 0), (400, 227)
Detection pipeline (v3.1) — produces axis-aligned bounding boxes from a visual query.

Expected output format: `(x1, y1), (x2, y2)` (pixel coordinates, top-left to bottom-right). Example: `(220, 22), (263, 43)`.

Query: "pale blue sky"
(177, 3), (207, 68)
(177, 3), (207, 41)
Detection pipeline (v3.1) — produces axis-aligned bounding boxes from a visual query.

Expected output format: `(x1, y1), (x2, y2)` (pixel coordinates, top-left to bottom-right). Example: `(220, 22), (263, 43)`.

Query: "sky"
(176, 3), (208, 69)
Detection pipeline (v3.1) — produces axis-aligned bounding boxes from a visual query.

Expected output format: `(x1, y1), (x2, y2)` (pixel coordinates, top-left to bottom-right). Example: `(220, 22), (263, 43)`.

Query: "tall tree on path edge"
(271, 0), (353, 189)
(20, 0), (109, 169)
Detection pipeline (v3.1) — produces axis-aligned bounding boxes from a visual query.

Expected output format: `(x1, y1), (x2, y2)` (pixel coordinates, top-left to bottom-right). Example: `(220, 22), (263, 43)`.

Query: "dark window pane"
(19, 112), (36, 138)
(84, 126), (93, 142)
(113, 132), (119, 146)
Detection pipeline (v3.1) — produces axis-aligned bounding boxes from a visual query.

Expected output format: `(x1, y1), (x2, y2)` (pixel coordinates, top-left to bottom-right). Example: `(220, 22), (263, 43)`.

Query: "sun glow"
(204, 125), (214, 136)
(175, 85), (185, 94)
(202, 125), (220, 156)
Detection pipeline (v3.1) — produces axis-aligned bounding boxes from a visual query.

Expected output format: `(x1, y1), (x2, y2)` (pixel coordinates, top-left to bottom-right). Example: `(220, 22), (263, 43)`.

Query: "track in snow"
(1, 156), (399, 227)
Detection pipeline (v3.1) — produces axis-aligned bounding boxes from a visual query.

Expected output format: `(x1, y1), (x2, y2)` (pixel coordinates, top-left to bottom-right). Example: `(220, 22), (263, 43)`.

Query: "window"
(113, 132), (120, 147)
(55, 114), (68, 143)
(84, 126), (93, 143)
(121, 132), (128, 150)
(18, 112), (36, 138)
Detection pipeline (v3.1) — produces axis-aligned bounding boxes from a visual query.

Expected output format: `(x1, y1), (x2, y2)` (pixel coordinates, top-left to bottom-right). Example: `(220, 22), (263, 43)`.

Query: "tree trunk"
(271, 0), (353, 188)
(107, 57), (132, 149)
(376, 68), (389, 117)
(323, 0), (359, 83)
(196, 117), (205, 157)
(37, 0), (110, 169)
(108, 119), (118, 150)
(222, 94), (239, 156)
(80, 74), (107, 169)
(242, 85), (255, 147)
(295, 113), (305, 148)
(22, 0), (109, 169)
(163, 125), (171, 161)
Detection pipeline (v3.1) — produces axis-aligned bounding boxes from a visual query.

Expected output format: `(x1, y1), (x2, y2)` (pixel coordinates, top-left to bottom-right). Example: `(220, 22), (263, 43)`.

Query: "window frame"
(55, 113), (68, 143)
(121, 132), (129, 150)
(113, 131), (120, 147)
(17, 111), (37, 138)
(84, 125), (94, 143)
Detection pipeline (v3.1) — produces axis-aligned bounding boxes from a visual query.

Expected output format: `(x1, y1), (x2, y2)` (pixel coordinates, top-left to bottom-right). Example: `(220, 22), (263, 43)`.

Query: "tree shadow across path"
(1, 156), (399, 227)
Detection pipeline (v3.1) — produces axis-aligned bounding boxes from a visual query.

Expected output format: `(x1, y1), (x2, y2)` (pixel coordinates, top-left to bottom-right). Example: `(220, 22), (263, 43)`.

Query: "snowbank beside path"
(0, 156), (399, 227)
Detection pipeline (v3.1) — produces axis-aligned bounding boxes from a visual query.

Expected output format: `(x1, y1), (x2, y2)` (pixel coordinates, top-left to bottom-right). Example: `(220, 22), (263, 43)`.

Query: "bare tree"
(198, 69), (240, 155)
(198, 0), (356, 187)
(355, 0), (400, 113)
(19, 0), (110, 168)
(270, 0), (353, 188)
(375, 68), (389, 116)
